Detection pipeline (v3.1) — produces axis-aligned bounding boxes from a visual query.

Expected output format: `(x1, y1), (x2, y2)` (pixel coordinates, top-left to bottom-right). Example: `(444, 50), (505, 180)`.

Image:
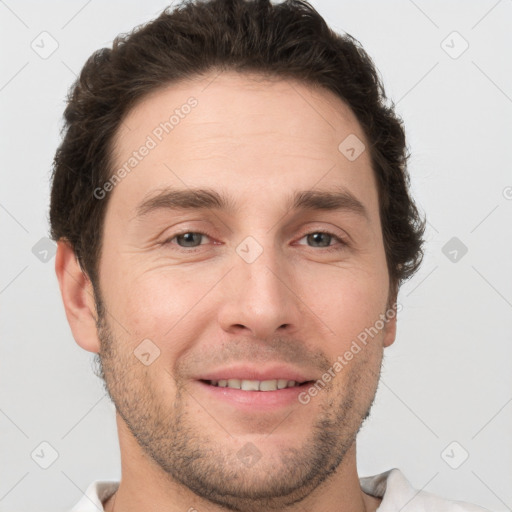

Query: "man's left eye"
(296, 231), (347, 251)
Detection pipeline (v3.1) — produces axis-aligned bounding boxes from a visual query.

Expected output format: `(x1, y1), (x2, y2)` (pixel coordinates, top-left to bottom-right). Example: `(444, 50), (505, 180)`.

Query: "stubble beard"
(92, 300), (382, 512)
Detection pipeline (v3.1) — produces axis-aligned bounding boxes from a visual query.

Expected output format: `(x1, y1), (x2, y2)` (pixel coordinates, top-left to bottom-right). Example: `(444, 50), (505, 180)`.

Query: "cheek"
(306, 265), (388, 336)
(111, 269), (213, 343)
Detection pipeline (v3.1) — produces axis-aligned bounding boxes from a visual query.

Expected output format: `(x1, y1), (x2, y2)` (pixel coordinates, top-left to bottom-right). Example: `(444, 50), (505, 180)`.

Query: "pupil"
(309, 233), (330, 247)
(179, 233), (200, 247)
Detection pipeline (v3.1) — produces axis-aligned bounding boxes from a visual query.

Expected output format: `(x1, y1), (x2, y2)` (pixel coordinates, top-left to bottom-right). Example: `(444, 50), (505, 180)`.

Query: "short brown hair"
(49, 0), (425, 301)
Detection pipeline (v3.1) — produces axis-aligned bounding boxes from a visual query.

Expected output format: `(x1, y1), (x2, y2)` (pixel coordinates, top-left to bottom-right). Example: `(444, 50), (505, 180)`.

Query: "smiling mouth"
(201, 379), (314, 391)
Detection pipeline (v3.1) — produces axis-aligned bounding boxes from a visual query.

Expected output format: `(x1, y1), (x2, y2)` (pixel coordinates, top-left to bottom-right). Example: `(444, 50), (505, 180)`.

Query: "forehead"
(108, 70), (379, 221)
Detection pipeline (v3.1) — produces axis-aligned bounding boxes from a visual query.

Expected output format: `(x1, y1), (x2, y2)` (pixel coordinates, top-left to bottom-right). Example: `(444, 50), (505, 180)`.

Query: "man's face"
(93, 71), (395, 510)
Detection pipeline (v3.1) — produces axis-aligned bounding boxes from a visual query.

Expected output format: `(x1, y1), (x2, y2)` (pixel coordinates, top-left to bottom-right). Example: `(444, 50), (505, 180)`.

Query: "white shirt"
(69, 468), (490, 511)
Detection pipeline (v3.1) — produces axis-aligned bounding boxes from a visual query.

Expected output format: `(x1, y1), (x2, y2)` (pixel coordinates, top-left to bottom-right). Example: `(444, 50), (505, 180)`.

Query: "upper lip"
(197, 364), (315, 383)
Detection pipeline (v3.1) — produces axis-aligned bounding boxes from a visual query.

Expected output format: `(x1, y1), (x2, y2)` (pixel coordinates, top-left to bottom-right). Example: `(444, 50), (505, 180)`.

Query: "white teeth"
(259, 380), (278, 391)
(209, 378), (303, 391)
(241, 380), (260, 391)
(277, 379), (288, 389)
(228, 379), (241, 389)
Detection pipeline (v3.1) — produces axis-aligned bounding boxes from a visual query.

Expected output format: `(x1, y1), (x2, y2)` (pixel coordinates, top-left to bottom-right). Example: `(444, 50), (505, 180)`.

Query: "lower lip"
(195, 380), (313, 411)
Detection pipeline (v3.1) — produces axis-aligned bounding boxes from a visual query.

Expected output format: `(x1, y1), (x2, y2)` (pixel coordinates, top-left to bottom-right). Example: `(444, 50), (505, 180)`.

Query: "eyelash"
(161, 229), (348, 253)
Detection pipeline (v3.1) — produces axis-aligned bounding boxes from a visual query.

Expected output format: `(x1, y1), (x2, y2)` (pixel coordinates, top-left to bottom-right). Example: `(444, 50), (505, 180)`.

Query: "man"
(49, 0), (489, 510)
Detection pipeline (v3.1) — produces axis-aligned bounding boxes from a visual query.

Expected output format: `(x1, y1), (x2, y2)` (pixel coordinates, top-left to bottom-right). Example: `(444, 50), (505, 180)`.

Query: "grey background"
(1, 0), (511, 510)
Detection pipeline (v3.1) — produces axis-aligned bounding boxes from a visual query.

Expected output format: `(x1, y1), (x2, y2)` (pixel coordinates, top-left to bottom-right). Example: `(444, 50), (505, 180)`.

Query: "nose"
(217, 239), (303, 341)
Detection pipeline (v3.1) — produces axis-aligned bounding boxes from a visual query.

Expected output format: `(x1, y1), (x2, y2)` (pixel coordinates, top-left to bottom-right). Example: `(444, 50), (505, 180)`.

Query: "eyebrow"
(135, 186), (369, 221)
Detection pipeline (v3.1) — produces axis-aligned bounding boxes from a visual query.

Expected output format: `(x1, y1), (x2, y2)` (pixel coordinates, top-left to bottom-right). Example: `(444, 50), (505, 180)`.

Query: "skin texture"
(56, 71), (397, 512)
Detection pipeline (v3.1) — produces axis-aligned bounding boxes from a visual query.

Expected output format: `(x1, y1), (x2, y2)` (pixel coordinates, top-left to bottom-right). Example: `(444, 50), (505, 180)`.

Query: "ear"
(382, 310), (397, 348)
(55, 240), (101, 353)
(382, 291), (398, 348)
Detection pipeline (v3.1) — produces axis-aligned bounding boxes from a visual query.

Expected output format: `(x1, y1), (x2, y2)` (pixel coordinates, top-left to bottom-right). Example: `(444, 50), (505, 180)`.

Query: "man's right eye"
(161, 231), (215, 251)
